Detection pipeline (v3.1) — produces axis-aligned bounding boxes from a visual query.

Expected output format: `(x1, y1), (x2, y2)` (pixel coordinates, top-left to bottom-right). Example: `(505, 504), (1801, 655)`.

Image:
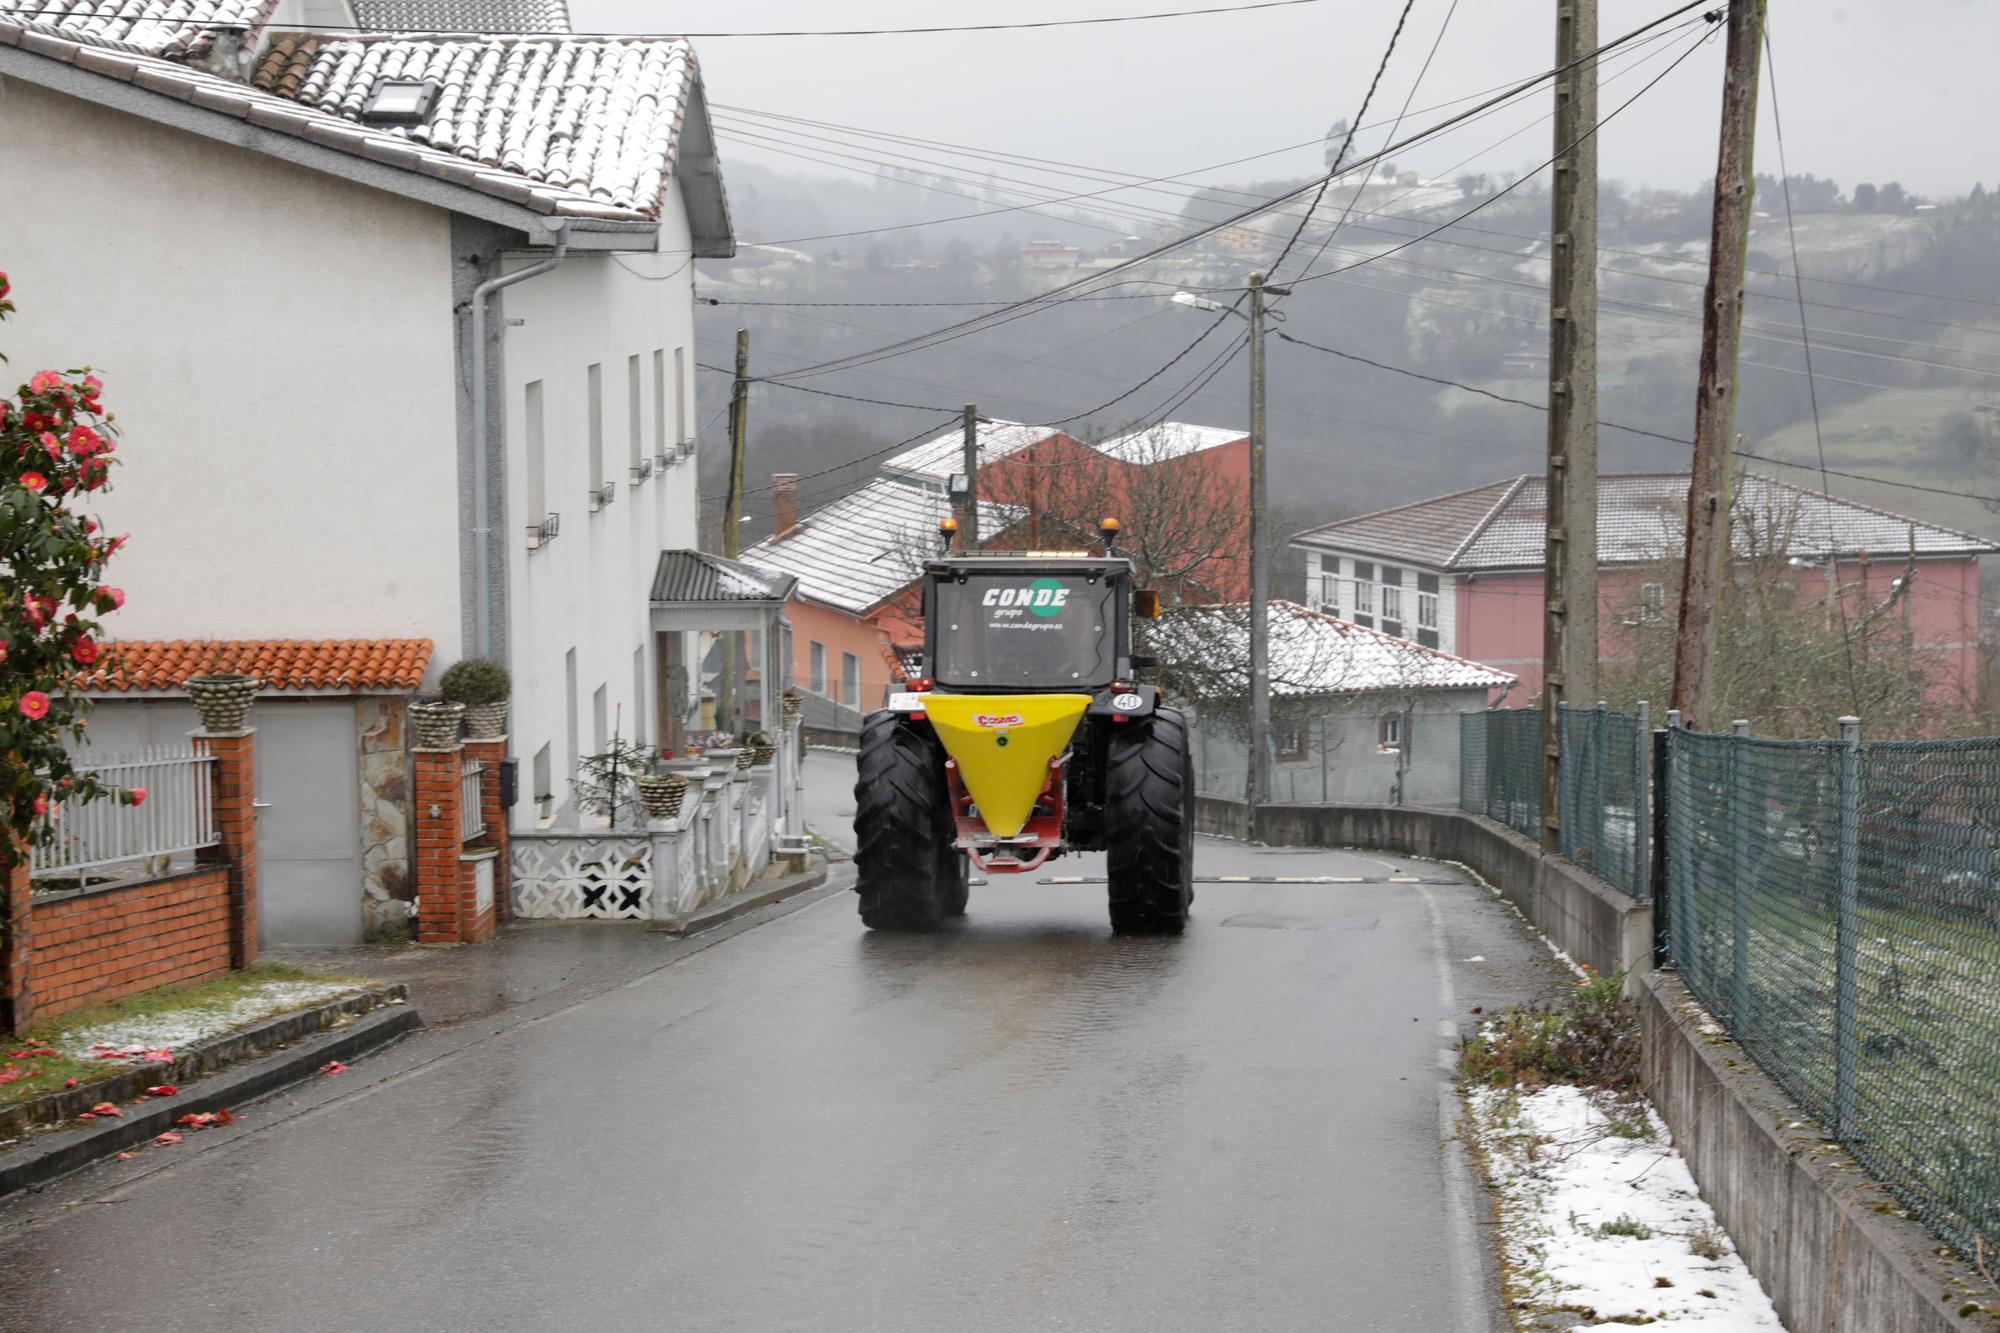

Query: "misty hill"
(694, 157), (2000, 578)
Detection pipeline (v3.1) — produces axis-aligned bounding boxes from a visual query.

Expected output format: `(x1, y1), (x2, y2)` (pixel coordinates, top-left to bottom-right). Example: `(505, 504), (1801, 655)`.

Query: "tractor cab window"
(931, 573), (1118, 691)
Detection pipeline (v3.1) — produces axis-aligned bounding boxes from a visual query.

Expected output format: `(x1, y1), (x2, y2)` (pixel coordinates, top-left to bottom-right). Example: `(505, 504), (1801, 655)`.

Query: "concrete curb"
(1640, 972), (1992, 1332)
(0, 1004), (422, 1197)
(655, 859), (831, 936)
(0, 984), (410, 1139)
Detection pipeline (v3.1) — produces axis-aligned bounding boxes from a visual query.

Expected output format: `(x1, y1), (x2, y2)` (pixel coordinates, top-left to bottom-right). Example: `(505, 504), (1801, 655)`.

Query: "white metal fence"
(461, 761), (486, 841)
(31, 745), (218, 879)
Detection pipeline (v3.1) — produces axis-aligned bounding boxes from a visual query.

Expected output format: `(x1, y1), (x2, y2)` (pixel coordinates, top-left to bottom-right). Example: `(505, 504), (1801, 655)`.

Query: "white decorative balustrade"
(32, 745), (218, 878)
(509, 833), (653, 919)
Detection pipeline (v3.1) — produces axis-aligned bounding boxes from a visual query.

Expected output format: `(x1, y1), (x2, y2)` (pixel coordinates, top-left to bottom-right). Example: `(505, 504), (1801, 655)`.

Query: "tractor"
(851, 521), (1194, 934)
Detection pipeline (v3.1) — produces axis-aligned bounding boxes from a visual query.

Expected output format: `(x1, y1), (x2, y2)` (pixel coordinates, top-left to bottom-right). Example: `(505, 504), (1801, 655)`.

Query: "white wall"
(1190, 690), (1481, 808)
(0, 81), (462, 655)
(501, 191), (702, 822)
(1301, 548), (1457, 653)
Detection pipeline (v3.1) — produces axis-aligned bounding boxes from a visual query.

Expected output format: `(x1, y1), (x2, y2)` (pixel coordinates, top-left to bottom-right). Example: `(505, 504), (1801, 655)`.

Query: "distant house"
(1154, 601), (1515, 806)
(1289, 473), (1996, 704)
(1, 0), (741, 941)
(739, 476), (1026, 724)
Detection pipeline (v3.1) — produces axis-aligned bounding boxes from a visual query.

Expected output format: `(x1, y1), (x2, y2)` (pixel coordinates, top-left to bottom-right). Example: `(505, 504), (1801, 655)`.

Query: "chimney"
(771, 473), (801, 539)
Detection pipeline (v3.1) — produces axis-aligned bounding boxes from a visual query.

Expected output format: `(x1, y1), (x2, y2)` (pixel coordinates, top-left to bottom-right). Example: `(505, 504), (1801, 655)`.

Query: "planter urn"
(185, 674), (259, 732)
(782, 692), (804, 723)
(463, 701), (509, 739)
(634, 774), (688, 820)
(409, 700), (467, 749)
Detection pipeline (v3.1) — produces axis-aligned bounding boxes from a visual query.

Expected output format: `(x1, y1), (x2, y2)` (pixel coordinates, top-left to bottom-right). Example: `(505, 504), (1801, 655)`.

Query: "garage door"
(254, 702), (363, 948)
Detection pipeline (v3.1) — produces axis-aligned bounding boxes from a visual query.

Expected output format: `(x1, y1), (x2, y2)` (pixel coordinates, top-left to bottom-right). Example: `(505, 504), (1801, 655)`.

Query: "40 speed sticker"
(974, 713), (1025, 728)
(1111, 692), (1144, 711)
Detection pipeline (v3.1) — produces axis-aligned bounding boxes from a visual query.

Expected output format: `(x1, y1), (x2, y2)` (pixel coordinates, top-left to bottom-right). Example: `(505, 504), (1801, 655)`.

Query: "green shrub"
(1461, 972), (1640, 1091)
(440, 657), (510, 705)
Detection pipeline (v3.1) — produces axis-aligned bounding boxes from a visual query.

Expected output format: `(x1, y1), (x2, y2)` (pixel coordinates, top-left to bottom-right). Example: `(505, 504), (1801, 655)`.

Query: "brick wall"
(29, 869), (233, 1019)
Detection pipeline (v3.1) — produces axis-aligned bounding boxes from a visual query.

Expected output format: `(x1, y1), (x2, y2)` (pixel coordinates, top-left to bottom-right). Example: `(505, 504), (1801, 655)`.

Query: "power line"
(753, 0), (1718, 386)
(697, 364), (961, 414)
(0, 0), (1334, 38)
(1271, 328), (2000, 507)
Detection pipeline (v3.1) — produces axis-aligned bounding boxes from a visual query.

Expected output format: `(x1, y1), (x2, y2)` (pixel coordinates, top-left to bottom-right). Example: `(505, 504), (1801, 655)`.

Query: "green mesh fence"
(1666, 726), (2000, 1267)
(1557, 706), (1646, 899)
(1459, 707), (1542, 844)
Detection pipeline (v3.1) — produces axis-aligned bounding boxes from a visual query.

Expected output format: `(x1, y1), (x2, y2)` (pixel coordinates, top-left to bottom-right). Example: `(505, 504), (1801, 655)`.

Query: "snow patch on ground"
(1471, 1084), (1786, 1330)
(60, 981), (362, 1059)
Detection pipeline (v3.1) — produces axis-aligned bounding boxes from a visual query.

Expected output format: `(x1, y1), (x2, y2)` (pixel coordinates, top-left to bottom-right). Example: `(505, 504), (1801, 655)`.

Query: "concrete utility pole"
(719, 328), (750, 730)
(1247, 271), (1276, 838)
(1541, 0), (1601, 851)
(957, 403), (980, 553)
(1671, 0), (1766, 731)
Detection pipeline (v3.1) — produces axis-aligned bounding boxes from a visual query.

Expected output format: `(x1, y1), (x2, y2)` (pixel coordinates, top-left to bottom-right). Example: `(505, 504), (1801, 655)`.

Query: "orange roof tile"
(80, 640), (433, 693)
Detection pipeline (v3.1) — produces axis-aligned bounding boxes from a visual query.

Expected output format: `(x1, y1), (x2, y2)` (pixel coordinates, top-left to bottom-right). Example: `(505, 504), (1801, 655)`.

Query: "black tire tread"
(853, 711), (952, 931)
(1105, 707), (1194, 935)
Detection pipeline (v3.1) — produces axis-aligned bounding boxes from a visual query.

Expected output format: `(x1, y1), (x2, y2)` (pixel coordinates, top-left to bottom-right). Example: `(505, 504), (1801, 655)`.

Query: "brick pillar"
(1, 843), (31, 1035)
(413, 745), (464, 944)
(463, 737), (510, 922)
(195, 730), (258, 969)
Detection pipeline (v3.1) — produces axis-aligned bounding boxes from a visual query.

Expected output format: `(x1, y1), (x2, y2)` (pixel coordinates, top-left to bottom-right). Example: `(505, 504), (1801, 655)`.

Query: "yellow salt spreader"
(851, 524), (1194, 934)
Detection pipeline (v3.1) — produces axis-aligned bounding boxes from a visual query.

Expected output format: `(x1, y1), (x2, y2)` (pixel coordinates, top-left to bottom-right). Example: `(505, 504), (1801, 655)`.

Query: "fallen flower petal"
(89, 1102), (122, 1118)
(318, 1061), (348, 1076)
(152, 1132), (182, 1146)
(77, 1112), (96, 1121)
(142, 1047), (174, 1062)
(64, 1078), (79, 1089)
(143, 1085), (178, 1097)
(213, 1107), (235, 1125)
(115, 1152), (139, 1161)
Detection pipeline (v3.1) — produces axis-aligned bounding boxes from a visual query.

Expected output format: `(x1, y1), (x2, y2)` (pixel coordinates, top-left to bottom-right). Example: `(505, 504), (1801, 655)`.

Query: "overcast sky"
(573, 1), (1995, 209)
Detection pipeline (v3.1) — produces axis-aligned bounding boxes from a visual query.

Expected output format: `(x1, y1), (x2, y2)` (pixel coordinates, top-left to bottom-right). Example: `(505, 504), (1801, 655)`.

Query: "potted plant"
(633, 772), (688, 820)
(743, 729), (777, 766)
(185, 650), (260, 731)
(572, 735), (656, 830)
(408, 696), (466, 749)
(440, 657), (510, 738)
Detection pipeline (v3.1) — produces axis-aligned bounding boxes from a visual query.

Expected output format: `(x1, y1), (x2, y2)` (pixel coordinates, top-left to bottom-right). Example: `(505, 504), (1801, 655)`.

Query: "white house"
(1152, 601), (1516, 807)
(0, 0), (740, 942)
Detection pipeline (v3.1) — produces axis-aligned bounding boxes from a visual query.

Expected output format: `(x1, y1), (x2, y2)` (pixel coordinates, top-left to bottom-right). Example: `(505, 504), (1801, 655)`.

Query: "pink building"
(1290, 473), (1995, 707)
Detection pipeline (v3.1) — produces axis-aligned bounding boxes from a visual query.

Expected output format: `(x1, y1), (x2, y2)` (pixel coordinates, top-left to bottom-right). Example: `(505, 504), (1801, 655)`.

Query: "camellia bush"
(0, 269), (138, 867)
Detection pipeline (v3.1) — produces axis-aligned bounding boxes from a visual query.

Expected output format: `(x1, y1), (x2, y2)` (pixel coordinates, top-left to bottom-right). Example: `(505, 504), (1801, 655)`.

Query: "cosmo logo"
(982, 578), (1069, 618)
(974, 713), (1025, 729)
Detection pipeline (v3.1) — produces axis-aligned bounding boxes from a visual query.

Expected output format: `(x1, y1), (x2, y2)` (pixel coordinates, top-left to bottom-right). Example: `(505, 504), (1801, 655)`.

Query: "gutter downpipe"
(471, 218), (570, 661)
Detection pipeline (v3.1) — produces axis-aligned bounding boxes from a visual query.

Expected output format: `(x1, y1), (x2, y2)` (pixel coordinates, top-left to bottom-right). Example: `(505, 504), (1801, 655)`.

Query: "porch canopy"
(650, 549), (797, 739)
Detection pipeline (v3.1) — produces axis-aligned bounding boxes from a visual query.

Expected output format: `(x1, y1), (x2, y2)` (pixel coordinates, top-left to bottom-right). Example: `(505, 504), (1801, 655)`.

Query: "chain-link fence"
(1457, 706), (1650, 899)
(1666, 723), (2000, 1268)
(1189, 703), (1472, 808)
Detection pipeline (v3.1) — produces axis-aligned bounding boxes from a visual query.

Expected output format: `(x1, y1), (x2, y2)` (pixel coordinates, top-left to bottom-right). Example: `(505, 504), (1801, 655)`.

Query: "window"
(1381, 583), (1404, 627)
(674, 346), (689, 454)
(592, 683), (608, 756)
(627, 353), (643, 477)
(1351, 560), (1374, 627)
(1276, 719), (1308, 763)
(564, 648), (579, 778)
(1316, 556), (1341, 616)
(810, 641), (827, 695)
(1417, 573), (1440, 648)
(532, 743), (553, 817)
(632, 645), (648, 744)
(842, 652), (860, 708)
(1378, 712), (1404, 752)
(1640, 582), (1666, 623)
(652, 349), (668, 462)
(587, 361), (605, 504)
(525, 379), (547, 532)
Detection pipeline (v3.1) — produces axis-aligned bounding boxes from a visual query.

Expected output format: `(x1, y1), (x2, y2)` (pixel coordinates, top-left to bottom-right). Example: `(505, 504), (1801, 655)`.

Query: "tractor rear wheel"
(1105, 707), (1194, 935)
(854, 712), (953, 931)
(940, 849), (971, 917)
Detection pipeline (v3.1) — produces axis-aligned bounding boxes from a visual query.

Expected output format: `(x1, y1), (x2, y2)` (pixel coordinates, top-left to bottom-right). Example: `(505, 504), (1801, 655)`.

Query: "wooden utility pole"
(1247, 271), (1278, 838)
(719, 328), (750, 730)
(1671, 0), (1766, 731)
(957, 403), (979, 553)
(1541, 0), (1601, 851)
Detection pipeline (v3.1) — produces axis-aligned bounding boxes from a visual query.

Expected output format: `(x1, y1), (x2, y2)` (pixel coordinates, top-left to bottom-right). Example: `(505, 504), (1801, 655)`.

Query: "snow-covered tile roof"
(1092, 421), (1245, 464)
(1292, 473), (1996, 571)
(650, 550), (794, 605)
(348, 0), (570, 34)
(740, 479), (1025, 616)
(879, 421), (1065, 483)
(1154, 601), (1514, 697)
(9, 0), (277, 58)
(1, 13), (729, 236)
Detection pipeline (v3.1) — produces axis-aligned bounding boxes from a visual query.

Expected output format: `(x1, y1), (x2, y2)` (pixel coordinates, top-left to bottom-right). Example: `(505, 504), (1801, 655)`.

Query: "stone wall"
(357, 697), (413, 941)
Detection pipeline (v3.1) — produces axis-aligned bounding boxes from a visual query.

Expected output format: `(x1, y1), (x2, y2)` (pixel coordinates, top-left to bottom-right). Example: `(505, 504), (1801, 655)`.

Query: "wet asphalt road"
(0, 756), (1564, 1333)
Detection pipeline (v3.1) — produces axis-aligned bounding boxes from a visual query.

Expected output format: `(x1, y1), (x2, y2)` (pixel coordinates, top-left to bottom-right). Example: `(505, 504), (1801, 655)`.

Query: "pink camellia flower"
(71, 638), (100, 665)
(19, 692), (50, 721)
(128, 787), (148, 807)
(19, 471), (47, 493)
(66, 426), (101, 458)
(0, 272), (10, 300)
(38, 431), (61, 460)
(0, 401), (10, 427)
(32, 793), (48, 817)
(28, 370), (63, 395)
(101, 586), (125, 609)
